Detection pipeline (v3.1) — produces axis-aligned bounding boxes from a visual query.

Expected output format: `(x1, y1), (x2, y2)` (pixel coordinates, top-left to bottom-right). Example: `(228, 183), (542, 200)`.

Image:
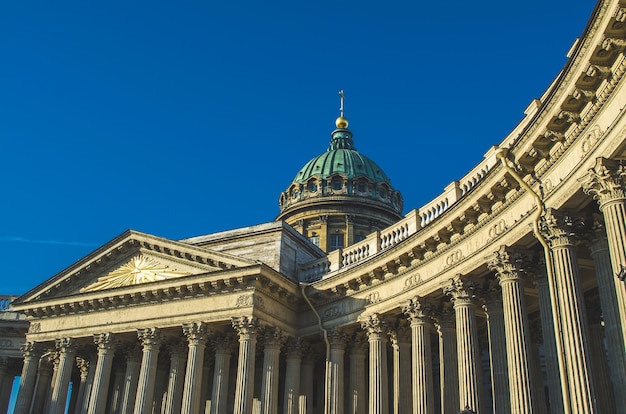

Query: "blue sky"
(1, 1), (596, 294)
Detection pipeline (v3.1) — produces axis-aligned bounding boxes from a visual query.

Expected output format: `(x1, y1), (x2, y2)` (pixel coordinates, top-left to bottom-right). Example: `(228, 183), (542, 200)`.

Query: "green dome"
(278, 126), (403, 215)
(294, 138), (392, 185)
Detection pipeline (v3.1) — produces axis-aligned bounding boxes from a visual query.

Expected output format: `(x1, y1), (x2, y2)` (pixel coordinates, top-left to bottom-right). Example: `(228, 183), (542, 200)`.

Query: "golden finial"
(335, 90), (349, 129)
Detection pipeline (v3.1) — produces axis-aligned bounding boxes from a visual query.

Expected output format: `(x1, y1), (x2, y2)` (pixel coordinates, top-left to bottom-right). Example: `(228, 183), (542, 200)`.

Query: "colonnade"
(7, 157), (626, 414)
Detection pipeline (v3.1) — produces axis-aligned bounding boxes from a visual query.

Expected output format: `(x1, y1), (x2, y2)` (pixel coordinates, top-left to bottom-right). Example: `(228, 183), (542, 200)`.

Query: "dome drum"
(277, 114), (404, 252)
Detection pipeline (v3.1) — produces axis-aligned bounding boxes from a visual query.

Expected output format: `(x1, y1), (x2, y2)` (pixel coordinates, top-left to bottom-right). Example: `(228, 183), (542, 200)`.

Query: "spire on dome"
(335, 90), (349, 129)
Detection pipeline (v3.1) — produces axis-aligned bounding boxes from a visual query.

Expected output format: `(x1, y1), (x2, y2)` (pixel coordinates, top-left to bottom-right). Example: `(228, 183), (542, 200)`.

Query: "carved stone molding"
(232, 316), (258, 339)
(580, 157), (626, 206)
(361, 313), (387, 339)
(444, 274), (480, 306)
(402, 296), (432, 324)
(538, 208), (584, 248)
(183, 322), (210, 346)
(137, 328), (162, 349)
(487, 245), (527, 282)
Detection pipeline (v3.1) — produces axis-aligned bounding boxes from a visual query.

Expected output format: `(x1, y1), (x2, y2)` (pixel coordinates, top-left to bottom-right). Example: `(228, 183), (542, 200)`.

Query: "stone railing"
(297, 147), (500, 281)
(0, 295), (16, 311)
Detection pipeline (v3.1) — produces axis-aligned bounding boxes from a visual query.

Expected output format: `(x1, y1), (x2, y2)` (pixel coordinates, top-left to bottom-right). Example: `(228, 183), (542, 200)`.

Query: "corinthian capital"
(402, 296), (432, 324)
(579, 157), (626, 206)
(444, 274), (479, 305)
(183, 322), (210, 345)
(232, 316), (258, 339)
(360, 313), (387, 339)
(487, 245), (526, 282)
(137, 328), (162, 348)
(538, 208), (584, 247)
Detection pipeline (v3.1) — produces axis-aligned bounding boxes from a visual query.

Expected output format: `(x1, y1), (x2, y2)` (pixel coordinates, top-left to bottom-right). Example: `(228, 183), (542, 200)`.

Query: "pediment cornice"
(13, 264), (301, 318)
(13, 230), (257, 306)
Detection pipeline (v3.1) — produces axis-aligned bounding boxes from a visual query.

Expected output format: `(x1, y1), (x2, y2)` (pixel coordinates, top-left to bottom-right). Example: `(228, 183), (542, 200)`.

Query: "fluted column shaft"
(580, 158), (626, 361)
(211, 336), (234, 414)
(88, 333), (115, 414)
(445, 277), (482, 413)
(588, 230), (626, 409)
(588, 321), (615, 413)
(134, 328), (162, 414)
(403, 297), (434, 414)
(232, 316), (258, 414)
(261, 328), (283, 414)
(109, 363), (126, 414)
(14, 342), (42, 414)
(31, 355), (54, 414)
(533, 266), (564, 414)
(348, 339), (367, 414)
(181, 322), (209, 414)
(436, 310), (458, 414)
(50, 338), (76, 414)
(489, 247), (538, 414)
(482, 288), (510, 414)
(362, 314), (388, 414)
(164, 340), (187, 414)
(119, 346), (141, 414)
(283, 340), (302, 414)
(397, 329), (412, 414)
(326, 329), (346, 414)
(540, 209), (597, 414)
(300, 358), (314, 414)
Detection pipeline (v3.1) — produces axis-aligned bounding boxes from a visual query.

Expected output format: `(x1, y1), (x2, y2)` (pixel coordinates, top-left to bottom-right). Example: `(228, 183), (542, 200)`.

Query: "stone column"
(119, 343), (141, 414)
(580, 157), (626, 347)
(388, 324), (411, 414)
(326, 328), (346, 414)
(181, 322), (210, 414)
(444, 275), (483, 413)
(0, 358), (13, 414)
(300, 354), (315, 414)
(481, 280), (510, 414)
(361, 313), (388, 414)
(403, 297), (435, 414)
(434, 305), (459, 414)
(488, 246), (538, 414)
(232, 316), (258, 414)
(49, 338), (76, 414)
(531, 260), (564, 414)
(587, 218), (626, 409)
(108, 362), (126, 414)
(14, 341), (42, 414)
(348, 335), (367, 414)
(31, 353), (55, 414)
(283, 338), (303, 414)
(134, 328), (162, 414)
(87, 333), (116, 414)
(586, 303), (616, 414)
(211, 334), (234, 414)
(539, 209), (597, 414)
(153, 360), (169, 413)
(163, 338), (187, 414)
(260, 327), (284, 414)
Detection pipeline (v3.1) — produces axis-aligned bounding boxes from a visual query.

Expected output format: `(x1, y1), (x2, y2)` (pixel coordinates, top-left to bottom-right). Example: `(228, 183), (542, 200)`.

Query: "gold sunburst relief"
(81, 255), (191, 292)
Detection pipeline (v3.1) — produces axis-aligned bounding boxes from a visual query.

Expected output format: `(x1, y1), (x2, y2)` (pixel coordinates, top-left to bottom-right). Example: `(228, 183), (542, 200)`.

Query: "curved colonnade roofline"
(5, 2), (626, 414)
(300, 0), (625, 292)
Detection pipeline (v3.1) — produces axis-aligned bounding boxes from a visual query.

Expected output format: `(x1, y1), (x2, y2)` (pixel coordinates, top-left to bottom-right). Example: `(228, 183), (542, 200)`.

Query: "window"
(308, 180), (318, 193)
(309, 236), (320, 246)
(331, 177), (343, 190)
(357, 180), (367, 193)
(355, 234), (366, 242)
(330, 234), (344, 251)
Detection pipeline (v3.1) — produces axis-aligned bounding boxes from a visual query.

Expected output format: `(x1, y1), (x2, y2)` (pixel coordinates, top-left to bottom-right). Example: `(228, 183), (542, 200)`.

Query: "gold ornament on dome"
(81, 255), (191, 292)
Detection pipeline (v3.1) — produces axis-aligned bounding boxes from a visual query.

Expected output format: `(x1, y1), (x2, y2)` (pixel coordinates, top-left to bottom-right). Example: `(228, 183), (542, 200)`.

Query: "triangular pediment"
(13, 230), (257, 305)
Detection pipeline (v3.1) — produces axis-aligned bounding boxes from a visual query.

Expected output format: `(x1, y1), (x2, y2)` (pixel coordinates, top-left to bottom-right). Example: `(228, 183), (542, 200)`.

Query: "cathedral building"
(2, 0), (626, 413)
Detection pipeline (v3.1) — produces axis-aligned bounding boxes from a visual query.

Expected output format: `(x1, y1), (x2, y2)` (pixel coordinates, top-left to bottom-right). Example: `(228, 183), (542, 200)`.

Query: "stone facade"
(4, 1), (626, 413)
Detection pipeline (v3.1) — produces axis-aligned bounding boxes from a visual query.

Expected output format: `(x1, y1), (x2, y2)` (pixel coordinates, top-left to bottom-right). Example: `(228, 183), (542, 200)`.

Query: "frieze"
(580, 125), (602, 155)
(365, 291), (381, 304)
(0, 339), (14, 349)
(323, 304), (345, 319)
(444, 250), (464, 268)
(29, 322), (41, 333)
(487, 219), (507, 240)
(235, 294), (265, 310)
(403, 273), (422, 290)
